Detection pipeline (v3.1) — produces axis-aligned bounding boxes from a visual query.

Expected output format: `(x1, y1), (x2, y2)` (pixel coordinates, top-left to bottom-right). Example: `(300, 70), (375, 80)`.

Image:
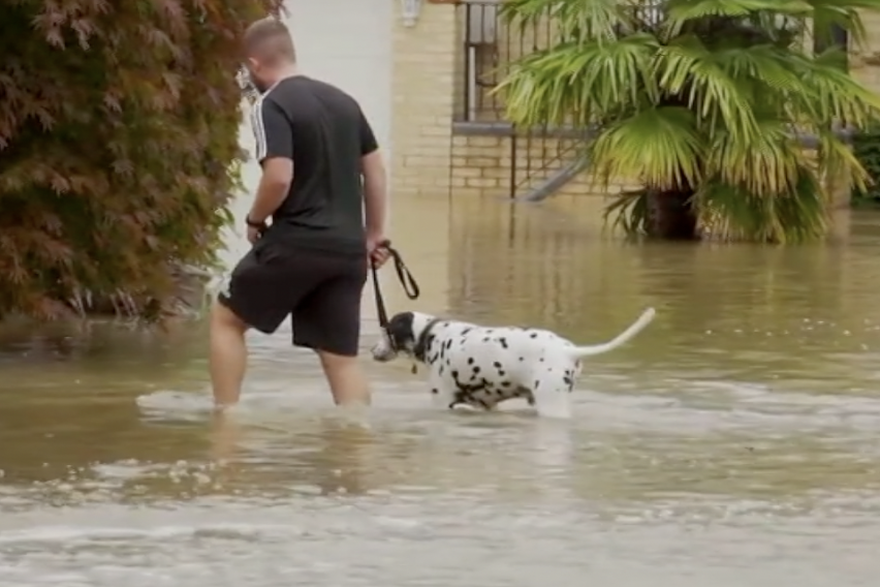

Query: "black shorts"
(217, 240), (367, 356)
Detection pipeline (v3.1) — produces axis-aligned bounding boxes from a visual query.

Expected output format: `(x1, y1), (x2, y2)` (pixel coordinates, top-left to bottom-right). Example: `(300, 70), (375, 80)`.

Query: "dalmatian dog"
(371, 308), (655, 418)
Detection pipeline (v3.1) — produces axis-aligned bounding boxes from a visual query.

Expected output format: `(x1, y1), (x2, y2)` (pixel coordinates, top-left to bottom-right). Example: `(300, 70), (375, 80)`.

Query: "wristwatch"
(245, 216), (266, 229)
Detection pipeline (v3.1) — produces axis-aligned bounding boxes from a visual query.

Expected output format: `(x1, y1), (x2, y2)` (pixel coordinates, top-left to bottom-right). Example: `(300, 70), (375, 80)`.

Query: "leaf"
(496, 34), (660, 126)
(590, 106), (704, 190)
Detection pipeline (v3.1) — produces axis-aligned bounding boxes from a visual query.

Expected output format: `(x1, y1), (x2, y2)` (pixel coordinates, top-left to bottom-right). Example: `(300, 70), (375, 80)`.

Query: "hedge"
(0, 0), (282, 321)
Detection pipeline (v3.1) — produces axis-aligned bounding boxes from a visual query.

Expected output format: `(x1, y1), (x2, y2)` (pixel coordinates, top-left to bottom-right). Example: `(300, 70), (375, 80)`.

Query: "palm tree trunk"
(645, 188), (699, 240)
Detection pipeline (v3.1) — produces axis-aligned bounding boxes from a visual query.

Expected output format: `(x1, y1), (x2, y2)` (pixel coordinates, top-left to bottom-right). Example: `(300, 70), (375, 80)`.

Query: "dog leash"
(371, 241), (420, 329)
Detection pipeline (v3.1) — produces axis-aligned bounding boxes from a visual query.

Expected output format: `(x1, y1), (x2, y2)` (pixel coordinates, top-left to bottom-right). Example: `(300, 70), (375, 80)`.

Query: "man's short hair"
(243, 17), (296, 64)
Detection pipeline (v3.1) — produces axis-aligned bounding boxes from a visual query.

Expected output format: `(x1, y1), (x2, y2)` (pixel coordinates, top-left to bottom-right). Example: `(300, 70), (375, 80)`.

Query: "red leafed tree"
(0, 0), (283, 321)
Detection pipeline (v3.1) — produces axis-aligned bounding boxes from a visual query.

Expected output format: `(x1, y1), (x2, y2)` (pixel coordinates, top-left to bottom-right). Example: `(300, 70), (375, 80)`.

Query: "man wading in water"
(209, 17), (390, 408)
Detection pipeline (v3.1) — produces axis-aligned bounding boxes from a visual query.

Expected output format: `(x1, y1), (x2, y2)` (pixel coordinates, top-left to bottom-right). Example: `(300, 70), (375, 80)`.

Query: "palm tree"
(495, 0), (880, 242)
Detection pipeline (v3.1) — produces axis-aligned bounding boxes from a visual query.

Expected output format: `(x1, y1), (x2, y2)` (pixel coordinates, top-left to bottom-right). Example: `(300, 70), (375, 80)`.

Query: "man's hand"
(367, 233), (391, 268)
(246, 215), (266, 245)
(247, 225), (262, 245)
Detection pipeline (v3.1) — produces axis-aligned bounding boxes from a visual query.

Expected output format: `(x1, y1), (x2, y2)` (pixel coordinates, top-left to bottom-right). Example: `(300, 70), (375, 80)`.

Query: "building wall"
(450, 134), (639, 199)
(389, 3), (457, 198)
(852, 10), (880, 94)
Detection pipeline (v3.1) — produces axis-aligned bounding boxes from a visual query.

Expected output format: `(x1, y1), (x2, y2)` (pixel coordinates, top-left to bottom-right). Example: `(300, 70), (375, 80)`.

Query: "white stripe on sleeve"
(250, 96), (267, 162)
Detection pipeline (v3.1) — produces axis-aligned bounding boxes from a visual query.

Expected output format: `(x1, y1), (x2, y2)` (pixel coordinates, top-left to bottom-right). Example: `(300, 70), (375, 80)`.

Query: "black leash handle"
(371, 241), (419, 329)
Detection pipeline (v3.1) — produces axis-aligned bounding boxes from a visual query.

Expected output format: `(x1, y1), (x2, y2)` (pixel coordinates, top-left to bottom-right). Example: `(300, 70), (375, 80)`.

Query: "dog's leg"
(427, 371), (455, 410)
(529, 366), (574, 419)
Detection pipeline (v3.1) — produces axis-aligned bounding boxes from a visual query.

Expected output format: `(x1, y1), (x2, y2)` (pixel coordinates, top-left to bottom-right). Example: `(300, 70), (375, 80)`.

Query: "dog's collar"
(412, 318), (444, 362)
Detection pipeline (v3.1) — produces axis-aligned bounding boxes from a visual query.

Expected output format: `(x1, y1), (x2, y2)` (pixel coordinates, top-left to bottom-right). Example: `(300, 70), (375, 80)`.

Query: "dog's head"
(370, 311), (438, 363)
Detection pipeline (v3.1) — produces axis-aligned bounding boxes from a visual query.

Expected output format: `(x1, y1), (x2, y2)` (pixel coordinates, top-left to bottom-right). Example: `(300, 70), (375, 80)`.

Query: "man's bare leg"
(209, 409), (242, 462)
(316, 350), (371, 407)
(209, 300), (249, 407)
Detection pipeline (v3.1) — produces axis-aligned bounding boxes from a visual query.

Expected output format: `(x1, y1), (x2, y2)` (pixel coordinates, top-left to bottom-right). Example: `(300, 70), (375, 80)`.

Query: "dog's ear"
(386, 312), (416, 349)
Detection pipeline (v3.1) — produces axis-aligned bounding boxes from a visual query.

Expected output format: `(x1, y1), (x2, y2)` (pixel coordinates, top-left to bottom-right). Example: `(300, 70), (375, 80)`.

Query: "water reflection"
(2, 194), (880, 585)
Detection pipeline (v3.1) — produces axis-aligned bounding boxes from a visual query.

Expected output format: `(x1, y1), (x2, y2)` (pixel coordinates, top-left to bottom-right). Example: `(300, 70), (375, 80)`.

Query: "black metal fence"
(455, 0), (548, 122)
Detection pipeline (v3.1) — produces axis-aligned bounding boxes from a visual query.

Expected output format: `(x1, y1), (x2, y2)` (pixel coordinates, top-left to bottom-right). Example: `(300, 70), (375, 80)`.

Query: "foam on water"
(134, 378), (342, 419)
(135, 390), (215, 420)
(2, 491), (880, 587)
(578, 376), (880, 438)
(130, 373), (880, 446)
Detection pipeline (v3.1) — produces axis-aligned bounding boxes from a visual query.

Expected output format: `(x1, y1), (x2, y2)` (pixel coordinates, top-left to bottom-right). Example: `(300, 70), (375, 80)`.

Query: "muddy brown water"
(2, 193), (880, 586)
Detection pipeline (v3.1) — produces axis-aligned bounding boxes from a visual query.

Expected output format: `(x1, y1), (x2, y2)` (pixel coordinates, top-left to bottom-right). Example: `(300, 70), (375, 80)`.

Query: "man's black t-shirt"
(250, 75), (378, 254)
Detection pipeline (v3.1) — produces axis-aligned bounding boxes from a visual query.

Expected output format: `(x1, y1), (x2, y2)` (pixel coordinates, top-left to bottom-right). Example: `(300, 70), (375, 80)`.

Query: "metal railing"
(456, 0), (554, 122)
(455, 0), (579, 200)
(508, 127), (588, 201)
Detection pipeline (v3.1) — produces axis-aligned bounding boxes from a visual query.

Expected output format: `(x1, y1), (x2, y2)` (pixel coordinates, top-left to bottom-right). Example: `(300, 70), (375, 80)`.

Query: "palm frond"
(663, 0), (813, 37)
(816, 127), (872, 195)
(501, 0), (626, 42)
(655, 35), (759, 142)
(788, 51), (880, 128)
(496, 34), (659, 126)
(589, 107), (703, 190)
(711, 45), (804, 94)
(808, 0), (880, 48)
(706, 117), (806, 194)
(602, 188), (651, 236)
(696, 168), (827, 243)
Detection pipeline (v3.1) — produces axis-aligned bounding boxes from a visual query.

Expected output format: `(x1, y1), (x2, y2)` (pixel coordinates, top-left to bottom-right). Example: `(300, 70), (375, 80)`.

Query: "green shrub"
(0, 0), (282, 321)
(496, 0), (880, 242)
(852, 126), (880, 207)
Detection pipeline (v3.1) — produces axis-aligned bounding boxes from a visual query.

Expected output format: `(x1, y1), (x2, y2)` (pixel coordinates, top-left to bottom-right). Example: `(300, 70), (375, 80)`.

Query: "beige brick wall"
(449, 134), (853, 205)
(852, 10), (880, 93)
(389, 4), (457, 197)
(450, 134), (639, 199)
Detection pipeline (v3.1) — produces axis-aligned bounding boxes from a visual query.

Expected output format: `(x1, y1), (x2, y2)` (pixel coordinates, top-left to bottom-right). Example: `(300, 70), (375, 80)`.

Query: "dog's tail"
(568, 307), (655, 358)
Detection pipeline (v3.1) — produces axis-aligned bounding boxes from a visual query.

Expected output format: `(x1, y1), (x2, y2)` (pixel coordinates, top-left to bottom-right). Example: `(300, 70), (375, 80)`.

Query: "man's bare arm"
(249, 158), (293, 224)
(362, 150), (387, 237)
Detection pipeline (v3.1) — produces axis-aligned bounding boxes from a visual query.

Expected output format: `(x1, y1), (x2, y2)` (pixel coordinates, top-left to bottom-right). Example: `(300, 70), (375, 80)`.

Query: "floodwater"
(2, 190), (880, 587)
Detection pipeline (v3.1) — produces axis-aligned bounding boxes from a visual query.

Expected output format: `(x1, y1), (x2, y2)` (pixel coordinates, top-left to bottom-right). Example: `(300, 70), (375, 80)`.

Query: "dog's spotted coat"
(371, 309), (655, 418)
